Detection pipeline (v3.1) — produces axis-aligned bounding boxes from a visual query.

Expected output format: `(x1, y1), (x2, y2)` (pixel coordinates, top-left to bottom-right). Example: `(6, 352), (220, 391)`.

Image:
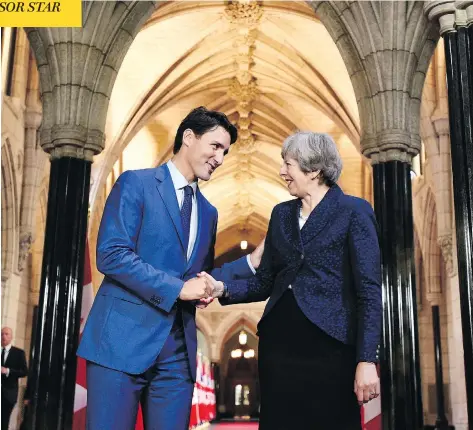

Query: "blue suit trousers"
(86, 319), (193, 430)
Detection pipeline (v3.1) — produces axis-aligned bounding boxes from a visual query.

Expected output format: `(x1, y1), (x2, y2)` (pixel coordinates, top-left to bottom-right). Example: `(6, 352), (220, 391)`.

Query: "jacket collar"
(285, 184), (343, 251)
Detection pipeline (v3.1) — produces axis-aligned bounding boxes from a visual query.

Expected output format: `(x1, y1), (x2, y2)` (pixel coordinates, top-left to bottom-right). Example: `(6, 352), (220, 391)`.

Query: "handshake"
(178, 272), (223, 308)
(178, 237), (265, 308)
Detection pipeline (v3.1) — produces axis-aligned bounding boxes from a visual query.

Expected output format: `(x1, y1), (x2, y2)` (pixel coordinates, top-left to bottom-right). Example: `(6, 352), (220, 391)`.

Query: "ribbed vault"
(89, 1), (366, 258)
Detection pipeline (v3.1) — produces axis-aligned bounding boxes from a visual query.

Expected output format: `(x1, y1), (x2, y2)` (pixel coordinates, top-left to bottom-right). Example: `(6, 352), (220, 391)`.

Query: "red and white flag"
(362, 395), (381, 430)
(72, 240), (146, 430)
(208, 364), (216, 421)
(72, 240), (94, 429)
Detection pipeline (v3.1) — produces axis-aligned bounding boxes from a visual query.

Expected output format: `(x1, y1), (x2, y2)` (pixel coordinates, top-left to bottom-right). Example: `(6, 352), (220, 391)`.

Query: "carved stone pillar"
(18, 107), (43, 273)
(225, 0), (262, 232)
(431, 117), (457, 277)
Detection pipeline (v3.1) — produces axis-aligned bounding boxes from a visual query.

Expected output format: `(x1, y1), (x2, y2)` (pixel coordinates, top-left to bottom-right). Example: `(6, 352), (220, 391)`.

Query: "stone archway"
(24, 2), (441, 427)
(213, 311), (259, 363)
(217, 315), (259, 419)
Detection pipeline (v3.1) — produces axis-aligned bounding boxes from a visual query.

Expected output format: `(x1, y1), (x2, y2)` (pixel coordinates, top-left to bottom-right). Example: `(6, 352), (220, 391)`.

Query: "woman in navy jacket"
(204, 132), (382, 430)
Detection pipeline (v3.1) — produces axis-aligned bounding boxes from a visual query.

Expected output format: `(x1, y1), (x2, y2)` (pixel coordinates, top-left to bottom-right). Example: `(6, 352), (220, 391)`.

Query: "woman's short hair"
(281, 132), (343, 186)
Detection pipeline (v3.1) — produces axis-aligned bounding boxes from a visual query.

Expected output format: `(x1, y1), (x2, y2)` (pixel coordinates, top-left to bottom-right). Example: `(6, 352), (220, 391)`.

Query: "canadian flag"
(208, 363), (216, 421)
(72, 241), (94, 429)
(72, 241), (145, 430)
(362, 395), (381, 430)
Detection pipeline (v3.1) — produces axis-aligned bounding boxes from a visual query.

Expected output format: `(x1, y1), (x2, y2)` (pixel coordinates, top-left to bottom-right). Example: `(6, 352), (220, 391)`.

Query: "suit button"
(300, 254), (304, 260)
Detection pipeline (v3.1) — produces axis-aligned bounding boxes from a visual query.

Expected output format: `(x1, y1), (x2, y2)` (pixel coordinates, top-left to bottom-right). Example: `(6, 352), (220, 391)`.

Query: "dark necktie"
(1, 347), (5, 366)
(180, 185), (194, 257)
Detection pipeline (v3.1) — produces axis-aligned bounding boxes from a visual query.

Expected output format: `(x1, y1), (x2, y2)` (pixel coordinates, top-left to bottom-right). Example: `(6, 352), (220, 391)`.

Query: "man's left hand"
(249, 237), (265, 269)
(1, 366), (8, 375)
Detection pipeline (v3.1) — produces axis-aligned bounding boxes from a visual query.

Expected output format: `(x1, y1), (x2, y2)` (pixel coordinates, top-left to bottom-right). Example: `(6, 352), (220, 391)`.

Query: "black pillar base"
(444, 24), (473, 425)
(373, 161), (423, 430)
(24, 157), (91, 430)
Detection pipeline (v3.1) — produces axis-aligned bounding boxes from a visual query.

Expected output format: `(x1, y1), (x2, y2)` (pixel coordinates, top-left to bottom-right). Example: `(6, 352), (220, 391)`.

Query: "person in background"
(2, 327), (28, 430)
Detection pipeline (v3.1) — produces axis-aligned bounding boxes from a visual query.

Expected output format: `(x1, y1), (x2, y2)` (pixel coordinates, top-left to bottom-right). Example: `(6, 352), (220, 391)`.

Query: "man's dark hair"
(173, 106), (238, 154)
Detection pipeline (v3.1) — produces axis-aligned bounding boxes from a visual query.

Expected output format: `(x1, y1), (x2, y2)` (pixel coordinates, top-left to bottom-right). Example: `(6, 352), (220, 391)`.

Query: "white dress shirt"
(167, 161), (198, 261)
(166, 160), (256, 273)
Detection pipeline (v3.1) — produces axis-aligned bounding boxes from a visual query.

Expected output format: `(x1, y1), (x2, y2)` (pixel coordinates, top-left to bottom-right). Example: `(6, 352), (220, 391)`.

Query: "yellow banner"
(0, 0), (81, 27)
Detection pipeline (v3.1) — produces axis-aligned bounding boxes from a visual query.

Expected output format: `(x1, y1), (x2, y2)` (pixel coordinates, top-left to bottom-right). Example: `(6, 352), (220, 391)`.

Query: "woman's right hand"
(354, 362), (380, 405)
(197, 272), (225, 298)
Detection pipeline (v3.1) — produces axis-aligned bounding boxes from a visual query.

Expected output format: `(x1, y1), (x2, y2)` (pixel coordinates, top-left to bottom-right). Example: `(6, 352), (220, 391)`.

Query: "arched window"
(234, 384), (242, 406)
(243, 385), (250, 406)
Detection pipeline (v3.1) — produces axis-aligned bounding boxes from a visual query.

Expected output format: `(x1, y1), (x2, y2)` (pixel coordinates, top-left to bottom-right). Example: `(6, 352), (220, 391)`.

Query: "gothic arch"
(195, 312), (213, 346)
(1, 139), (18, 280)
(25, 2), (158, 157)
(311, 2), (438, 159)
(214, 311), (259, 362)
(422, 187), (443, 301)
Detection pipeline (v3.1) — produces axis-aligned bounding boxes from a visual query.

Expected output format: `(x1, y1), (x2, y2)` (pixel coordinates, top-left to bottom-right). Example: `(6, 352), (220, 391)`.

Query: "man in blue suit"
(78, 107), (263, 430)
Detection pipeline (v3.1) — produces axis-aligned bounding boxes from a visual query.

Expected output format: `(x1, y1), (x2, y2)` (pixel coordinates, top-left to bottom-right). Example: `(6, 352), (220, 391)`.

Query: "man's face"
(1, 328), (12, 347)
(184, 126), (231, 181)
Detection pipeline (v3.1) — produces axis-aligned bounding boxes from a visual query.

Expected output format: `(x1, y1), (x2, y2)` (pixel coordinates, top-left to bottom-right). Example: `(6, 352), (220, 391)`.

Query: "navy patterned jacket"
(221, 184), (382, 363)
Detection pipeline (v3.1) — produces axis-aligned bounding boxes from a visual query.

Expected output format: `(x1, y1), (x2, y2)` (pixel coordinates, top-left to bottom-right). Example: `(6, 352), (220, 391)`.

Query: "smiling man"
(78, 106), (264, 430)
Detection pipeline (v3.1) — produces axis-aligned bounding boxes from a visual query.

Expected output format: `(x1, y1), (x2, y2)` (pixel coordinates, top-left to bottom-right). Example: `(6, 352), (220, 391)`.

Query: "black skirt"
(258, 289), (361, 430)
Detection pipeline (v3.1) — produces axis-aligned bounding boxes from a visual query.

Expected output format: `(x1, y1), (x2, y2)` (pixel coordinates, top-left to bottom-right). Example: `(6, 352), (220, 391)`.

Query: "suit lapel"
(155, 165), (186, 252)
(300, 184), (342, 244)
(281, 200), (304, 252)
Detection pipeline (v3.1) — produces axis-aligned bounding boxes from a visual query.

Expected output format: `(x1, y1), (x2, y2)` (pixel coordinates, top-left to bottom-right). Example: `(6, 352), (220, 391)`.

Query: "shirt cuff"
(5, 368), (9, 377)
(246, 254), (256, 275)
(223, 282), (229, 298)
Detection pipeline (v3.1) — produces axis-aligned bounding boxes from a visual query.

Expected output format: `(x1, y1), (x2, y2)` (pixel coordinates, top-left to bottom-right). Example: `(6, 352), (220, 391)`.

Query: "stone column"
(425, 1), (473, 423)
(372, 151), (424, 430)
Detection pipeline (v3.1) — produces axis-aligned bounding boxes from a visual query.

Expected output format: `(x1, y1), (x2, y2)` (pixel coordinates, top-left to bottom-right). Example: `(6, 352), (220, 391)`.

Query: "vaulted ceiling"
(90, 1), (366, 254)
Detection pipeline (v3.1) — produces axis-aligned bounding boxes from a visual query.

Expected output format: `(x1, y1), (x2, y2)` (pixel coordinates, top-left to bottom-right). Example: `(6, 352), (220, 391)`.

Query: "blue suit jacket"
(222, 185), (382, 363)
(77, 165), (253, 380)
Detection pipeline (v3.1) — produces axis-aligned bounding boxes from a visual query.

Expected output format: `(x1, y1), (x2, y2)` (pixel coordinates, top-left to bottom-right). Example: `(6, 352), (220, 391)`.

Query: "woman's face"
(279, 157), (314, 197)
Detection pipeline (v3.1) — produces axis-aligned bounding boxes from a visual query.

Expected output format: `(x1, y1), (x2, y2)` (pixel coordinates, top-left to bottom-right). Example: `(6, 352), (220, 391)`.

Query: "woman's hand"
(197, 272), (225, 298)
(354, 362), (380, 405)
